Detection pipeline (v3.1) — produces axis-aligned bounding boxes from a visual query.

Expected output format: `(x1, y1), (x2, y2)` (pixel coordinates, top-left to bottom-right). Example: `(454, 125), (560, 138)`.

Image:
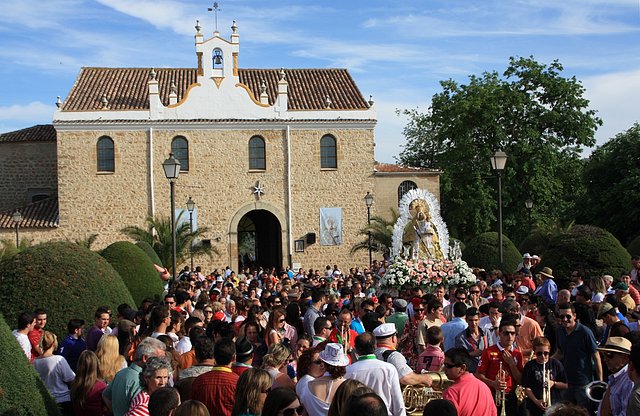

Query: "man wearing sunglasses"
(596, 337), (634, 416)
(476, 318), (524, 415)
(553, 302), (602, 411)
(442, 348), (496, 416)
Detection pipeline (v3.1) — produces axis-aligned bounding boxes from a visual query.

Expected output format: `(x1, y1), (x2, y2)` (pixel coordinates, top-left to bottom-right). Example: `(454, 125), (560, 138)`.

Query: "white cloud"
(0, 102), (54, 133)
(583, 69), (640, 146)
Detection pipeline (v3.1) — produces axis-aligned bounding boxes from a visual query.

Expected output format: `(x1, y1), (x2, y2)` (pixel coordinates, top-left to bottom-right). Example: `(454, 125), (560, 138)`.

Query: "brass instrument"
(495, 361), (507, 416)
(402, 372), (453, 415)
(585, 380), (608, 403)
(541, 362), (552, 407)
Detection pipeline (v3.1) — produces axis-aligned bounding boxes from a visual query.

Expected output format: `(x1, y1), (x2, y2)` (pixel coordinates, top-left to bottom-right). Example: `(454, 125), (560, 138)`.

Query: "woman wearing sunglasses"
(299, 343), (349, 416)
(521, 336), (567, 416)
(262, 388), (306, 416)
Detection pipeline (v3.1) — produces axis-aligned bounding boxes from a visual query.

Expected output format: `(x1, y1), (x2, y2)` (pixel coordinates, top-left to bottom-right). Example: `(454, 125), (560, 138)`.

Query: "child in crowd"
(416, 326), (444, 373)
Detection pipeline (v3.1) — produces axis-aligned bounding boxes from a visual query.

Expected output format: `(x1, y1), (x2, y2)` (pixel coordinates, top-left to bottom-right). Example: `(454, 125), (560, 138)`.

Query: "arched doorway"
(237, 210), (282, 271)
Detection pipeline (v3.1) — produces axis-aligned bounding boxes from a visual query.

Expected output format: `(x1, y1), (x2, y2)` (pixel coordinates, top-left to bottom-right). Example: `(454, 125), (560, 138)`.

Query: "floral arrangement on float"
(377, 188), (476, 293)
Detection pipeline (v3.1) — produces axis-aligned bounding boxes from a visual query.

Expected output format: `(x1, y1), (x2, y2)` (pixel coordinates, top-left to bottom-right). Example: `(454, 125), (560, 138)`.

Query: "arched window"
(398, 180), (417, 204)
(320, 135), (337, 169)
(171, 136), (189, 171)
(97, 136), (115, 172)
(249, 136), (266, 170)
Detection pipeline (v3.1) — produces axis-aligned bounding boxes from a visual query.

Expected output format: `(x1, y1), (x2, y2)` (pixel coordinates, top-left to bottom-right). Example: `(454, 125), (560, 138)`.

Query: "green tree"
(121, 213), (218, 273)
(350, 209), (400, 258)
(0, 237), (32, 261)
(579, 123), (640, 245)
(398, 57), (601, 243)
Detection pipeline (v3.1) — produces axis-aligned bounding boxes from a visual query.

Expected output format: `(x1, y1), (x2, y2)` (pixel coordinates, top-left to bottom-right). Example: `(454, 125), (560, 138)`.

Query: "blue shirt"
(597, 365), (634, 416)
(350, 318), (365, 334)
(535, 278), (558, 304)
(59, 335), (87, 372)
(454, 327), (487, 373)
(441, 317), (468, 352)
(556, 322), (598, 386)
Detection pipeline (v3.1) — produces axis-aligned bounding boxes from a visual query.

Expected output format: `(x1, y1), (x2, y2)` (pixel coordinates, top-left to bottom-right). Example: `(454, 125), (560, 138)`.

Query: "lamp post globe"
(490, 150), (507, 270)
(12, 209), (22, 247)
(162, 153), (181, 281)
(186, 196), (196, 271)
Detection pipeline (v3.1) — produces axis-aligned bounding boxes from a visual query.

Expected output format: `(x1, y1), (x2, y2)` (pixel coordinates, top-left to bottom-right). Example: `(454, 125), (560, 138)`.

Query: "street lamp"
(525, 198), (534, 232)
(162, 153), (181, 281)
(12, 209), (22, 247)
(186, 196), (196, 271)
(490, 150), (508, 270)
(364, 192), (374, 267)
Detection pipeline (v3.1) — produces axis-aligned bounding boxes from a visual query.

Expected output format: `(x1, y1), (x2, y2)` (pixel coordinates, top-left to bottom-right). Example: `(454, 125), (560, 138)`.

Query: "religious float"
(377, 188), (475, 413)
(378, 188), (476, 294)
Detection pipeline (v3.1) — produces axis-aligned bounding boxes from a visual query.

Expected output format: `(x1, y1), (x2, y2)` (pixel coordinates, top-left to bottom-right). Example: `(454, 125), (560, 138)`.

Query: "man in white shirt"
(346, 332), (406, 416)
(13, 311), (36, 361)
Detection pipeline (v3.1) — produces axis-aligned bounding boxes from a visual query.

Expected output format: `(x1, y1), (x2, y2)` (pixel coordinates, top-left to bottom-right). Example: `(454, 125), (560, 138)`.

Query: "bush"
(628, 235), (640, 258)
(101, 241), (165, 306)
(136, 240), (163, 266)
(0, 241), (135, 339)
(462, 232), (521, 273)
(539, 225), (631, 287)
(518, 230), (551, 257)
(0, 313), (61, 416)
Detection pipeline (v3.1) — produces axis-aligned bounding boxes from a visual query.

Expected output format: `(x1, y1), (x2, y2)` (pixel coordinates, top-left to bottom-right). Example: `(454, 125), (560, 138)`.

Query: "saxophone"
(495, 361), (507, 416)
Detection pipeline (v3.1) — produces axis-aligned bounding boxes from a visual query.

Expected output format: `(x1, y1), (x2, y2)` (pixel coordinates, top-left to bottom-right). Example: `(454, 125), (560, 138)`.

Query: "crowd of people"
(11, 254), (640, 416)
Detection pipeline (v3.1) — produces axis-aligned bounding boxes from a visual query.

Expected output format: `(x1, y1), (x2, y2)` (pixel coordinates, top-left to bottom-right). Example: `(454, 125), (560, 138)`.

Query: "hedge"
(539, 225), (631, 286)
(462, 232), (521, 273)
(101, 241), (165, 307)
(0, 241), (135, 339)
(135, 240), (163, 266)
(0, 313), (61, 416)
(628, 235), (640, 258)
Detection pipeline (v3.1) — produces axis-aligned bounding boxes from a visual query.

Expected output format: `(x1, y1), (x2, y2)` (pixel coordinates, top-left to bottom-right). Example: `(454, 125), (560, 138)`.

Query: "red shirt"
(328, 328), (357, 364)
(191, 366), (239, 416)
(28, 327), (44, 361)
(443, 372), (497, 416)
(477, 344), (524, 393)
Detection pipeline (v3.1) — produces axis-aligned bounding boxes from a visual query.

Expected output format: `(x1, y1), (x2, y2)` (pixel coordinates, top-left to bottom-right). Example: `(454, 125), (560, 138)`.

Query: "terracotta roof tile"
(0, 125), (56, 143)
(62, 68), (370, 111)
(0, 197), (59, 229)
(374, 162), (440, 173)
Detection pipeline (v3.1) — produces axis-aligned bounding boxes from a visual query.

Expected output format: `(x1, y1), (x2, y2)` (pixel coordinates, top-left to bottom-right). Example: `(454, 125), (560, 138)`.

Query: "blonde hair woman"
(262, 343), (295, 390)
(34, 331), (76, 415)
(232, 368), (272, 416)
(71, 350), (107, 416)
(590, 276), (607, 304)
(96, 335), (127, 383)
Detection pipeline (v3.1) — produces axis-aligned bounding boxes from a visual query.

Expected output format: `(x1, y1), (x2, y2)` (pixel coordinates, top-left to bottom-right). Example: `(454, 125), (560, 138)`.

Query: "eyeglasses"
(204, 310), (213, 314)
(311, 359), (324, 365)
(324, 326), (333, 330)
(166, 301), (175, 305)
(443, 362), (460, 369)
(456, 297), (467, 301)
(535, 351), (550, 357)
(278, 319), (286, 323)
(502, 331), (516, 336)
(559, 314), (573, 321)
(282, 406), (305, 416)
(470, 290), (480, 294)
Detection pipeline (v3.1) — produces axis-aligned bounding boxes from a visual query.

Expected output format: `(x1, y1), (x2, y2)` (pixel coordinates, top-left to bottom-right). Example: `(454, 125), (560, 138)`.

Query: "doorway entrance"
(237, 209), (282, 271)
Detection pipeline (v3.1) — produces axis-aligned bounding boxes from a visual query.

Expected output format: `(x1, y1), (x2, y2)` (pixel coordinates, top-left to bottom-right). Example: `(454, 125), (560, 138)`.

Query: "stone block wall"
(55, 125), (374, 272)
(0, 142), (57, 211)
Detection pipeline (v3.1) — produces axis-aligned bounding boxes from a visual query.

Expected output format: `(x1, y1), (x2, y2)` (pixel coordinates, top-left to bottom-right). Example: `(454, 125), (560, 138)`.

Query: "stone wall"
(55, 125), (374, 271)
(0, 142), (57, 211)
(374, 173), (441, 220)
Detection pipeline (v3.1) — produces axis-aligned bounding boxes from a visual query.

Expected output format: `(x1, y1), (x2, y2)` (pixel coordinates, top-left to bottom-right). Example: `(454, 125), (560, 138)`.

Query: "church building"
(0, 21), (439, 271)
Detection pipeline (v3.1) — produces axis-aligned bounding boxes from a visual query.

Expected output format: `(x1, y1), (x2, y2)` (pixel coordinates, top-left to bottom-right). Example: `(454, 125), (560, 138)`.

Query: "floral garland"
(378, 257), (476, 292)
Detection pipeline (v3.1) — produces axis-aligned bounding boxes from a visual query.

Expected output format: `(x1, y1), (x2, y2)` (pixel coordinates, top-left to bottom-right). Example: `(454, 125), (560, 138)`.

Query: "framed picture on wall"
(294, 239), (305, 252)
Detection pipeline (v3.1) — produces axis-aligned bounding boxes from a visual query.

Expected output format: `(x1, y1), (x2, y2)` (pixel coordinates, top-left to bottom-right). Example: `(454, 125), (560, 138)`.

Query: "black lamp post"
(364, 192), (374, 267)
(186, 196), (196, 271)
(162, 153), (181, 281)
(12, 209), (22, 247)
(525, 198), (533, 232)
(490, 150), (508, 270)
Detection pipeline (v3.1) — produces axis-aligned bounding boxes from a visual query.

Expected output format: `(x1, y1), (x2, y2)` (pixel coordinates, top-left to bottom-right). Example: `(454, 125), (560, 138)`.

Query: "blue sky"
(0, 0), (638, 163)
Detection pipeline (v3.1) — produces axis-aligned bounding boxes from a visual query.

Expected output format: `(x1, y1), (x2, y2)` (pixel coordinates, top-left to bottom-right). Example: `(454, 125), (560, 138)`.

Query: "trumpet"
(495, 361), (507, 416)
(541, 362), (552, 407)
